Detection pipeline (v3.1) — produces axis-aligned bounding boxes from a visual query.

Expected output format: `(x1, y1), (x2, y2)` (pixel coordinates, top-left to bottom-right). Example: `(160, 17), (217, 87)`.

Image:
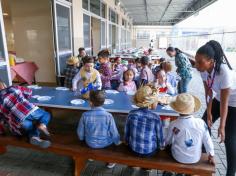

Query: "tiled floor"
(0, 66), (227, 175)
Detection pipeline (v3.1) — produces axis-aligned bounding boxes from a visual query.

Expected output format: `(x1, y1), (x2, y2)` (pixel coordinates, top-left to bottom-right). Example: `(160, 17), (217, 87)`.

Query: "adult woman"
(195, 40), (236, 176)
(166, 47), (192, 93)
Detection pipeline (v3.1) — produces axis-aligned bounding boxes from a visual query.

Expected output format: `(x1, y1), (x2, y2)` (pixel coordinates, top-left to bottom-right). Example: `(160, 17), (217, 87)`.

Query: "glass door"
(53, 0), (72, 76)
(0, 1), (11, 85)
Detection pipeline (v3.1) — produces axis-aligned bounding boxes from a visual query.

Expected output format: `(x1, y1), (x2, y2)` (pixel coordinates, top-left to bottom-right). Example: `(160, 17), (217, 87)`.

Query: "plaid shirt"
(63, 65), (79, 88)
(0, 86), (36, 135)
(125, 108), (164, 154)
(77, 106), (120, 148)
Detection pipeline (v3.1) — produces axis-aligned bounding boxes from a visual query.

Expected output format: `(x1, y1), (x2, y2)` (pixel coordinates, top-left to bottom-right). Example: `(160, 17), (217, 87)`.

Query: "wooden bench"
(0, 130), (215, 176)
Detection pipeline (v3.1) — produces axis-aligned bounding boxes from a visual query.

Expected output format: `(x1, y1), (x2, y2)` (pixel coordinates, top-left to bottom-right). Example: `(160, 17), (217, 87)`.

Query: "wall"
(8, 0), (55, 83)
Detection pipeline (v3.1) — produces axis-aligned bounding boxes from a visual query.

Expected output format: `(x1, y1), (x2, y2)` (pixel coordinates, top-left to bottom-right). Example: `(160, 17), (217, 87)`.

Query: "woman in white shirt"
(195, 40), (236, 176)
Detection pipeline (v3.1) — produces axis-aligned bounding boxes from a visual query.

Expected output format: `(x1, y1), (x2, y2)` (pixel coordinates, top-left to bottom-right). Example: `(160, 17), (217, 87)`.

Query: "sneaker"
(106, 163), (116, 169)
(30, 137), (51, 148)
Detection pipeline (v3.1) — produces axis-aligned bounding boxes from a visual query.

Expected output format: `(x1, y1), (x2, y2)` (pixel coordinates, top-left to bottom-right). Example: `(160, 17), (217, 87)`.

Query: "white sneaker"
(106, 163), (116, 169)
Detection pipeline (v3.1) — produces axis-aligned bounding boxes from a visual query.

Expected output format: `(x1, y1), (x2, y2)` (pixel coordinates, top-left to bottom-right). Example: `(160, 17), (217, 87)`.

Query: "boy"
(166, 93), (215, 165)
(0, 80), (51, 148)
(77, 90), (120, 168)
(125, 85), (164, 156)
(72, 56), (102, 98)
(139, 56), (154, 86)
(77, 47), (87, 67)
(63, 56), (79, 88)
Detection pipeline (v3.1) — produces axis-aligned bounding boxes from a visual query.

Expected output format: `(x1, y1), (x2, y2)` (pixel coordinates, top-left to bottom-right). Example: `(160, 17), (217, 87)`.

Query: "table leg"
(0, 145), (6, 154)
(74, 157), (86, 176)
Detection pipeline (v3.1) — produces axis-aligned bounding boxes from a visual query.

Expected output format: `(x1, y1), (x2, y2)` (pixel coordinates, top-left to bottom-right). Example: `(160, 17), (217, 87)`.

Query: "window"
(82, 0), (89, 10)
(90, 0), (100, 16)
(101, 21), (106, 48)
(137, 30), (150, 39)
(83, 14), (91, 55)
(109, 8), (118, 24)
(101, 3), (106, 18)
(122, 19), (126, 26)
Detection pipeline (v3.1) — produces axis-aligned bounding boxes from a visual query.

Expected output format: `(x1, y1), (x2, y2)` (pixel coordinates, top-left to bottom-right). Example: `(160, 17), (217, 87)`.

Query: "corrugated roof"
(120, 0), (218, 25)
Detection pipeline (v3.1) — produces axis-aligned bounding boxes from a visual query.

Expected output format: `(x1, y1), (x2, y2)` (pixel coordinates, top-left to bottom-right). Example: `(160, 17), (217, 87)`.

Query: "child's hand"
(208, 155), (215, 166)
(81, 77), (87, 82)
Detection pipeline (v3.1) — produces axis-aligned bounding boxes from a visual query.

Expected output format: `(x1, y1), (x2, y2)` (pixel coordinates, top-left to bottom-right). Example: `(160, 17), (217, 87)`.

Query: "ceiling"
(120, 0), (218, 25)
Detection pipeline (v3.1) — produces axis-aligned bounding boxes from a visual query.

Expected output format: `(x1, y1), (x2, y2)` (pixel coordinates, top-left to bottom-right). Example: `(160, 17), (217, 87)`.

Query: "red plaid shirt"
(0, 86), (36, 135)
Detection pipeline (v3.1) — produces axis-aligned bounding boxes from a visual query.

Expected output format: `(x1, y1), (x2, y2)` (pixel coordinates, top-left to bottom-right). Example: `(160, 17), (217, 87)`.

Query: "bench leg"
(74, 157), (86, 176)
(0, 145), (6, 154)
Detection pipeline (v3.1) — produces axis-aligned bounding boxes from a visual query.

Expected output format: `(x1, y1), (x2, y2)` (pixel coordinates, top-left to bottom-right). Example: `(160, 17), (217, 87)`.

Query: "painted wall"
(8, 0), (56, 83)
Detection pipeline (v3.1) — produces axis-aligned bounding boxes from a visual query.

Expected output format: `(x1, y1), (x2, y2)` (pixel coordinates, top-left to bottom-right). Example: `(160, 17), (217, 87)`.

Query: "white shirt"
(165, 115), (214, 164)
(200, 64), (236, 107)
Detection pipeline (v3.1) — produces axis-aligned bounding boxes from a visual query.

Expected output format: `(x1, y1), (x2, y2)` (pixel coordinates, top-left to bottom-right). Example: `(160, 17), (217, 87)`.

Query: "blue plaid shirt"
(63, 65), (79, 88)
(77, 107), (120, 148)
(125, 108), (164, 155)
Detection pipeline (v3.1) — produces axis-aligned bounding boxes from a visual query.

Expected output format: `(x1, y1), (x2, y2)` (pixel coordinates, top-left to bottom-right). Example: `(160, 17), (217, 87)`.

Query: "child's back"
(64, 65), (79, 88)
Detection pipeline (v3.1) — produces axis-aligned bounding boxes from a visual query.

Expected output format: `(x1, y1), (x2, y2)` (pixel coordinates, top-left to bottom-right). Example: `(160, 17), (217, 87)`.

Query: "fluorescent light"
(3, 13), (8, 16)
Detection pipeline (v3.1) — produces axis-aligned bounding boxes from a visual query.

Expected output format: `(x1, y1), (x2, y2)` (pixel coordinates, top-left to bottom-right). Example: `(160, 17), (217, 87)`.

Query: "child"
(125, 85), (164, 156)
(63, 56), (80, 88)
(155, 69), (176, 95)
(162, 61), (179, 89)
(97, 49), (112, 89)
(166, 93), (215, 165)
(112, 57), (122, 72)
(0, 80), (51, 148)
(118, 69), (137, 93)
(77, 47), (87, 68)
(72, 56), (102, 98)
(139, 56), (154, 86)
(77, 90), (120, 168)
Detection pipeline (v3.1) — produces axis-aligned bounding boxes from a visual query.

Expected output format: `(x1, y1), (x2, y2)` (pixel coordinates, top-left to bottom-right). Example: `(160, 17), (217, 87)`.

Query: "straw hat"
(133, 85), (159, 108)
(170, 93), (201, 115)
(66, 56), (79, 65)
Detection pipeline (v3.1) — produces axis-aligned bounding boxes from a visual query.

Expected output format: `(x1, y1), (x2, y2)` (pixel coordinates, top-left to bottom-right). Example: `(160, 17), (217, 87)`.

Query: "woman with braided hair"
(195, 40), (236, 176)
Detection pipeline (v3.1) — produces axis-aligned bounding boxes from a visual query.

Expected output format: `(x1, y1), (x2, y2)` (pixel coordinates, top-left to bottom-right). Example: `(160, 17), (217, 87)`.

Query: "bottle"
(9, 55), (15, 66)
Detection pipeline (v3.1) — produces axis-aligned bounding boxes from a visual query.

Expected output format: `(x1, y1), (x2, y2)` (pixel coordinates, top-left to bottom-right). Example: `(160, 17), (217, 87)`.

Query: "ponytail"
(196, 40), (232, 73)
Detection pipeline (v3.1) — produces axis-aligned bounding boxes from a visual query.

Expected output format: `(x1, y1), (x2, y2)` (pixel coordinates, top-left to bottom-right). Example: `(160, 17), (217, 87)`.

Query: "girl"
(195, 40), (236, 176)
(118, 69), (137, 93)
(98, 49), (112, 89)
(155, 69), (176, 95)
(166, 47), (192, 93)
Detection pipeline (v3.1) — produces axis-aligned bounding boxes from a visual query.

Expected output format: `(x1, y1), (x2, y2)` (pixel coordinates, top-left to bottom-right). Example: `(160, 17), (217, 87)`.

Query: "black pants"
(202, 99), (236, 176)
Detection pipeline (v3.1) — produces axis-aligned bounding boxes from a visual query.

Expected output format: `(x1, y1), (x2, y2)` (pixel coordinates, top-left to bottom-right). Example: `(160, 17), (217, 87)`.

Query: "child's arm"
(77, 114), (85, 141)
(18, 86), (32, 99)
(72, 72), (81, 91)
(95, 73), (102, 90)
(108, 115), (120, 145)
(202, 122), (215, 165)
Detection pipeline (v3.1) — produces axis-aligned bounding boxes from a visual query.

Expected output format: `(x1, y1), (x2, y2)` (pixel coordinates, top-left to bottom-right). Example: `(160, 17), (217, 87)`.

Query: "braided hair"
(196, 40), (232, 73)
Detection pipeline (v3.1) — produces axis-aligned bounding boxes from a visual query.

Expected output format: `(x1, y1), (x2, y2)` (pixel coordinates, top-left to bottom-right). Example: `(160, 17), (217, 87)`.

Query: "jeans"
(21, 108), (51, 138)
(178, 77), (192, 93)
(202, 99), (236, 176)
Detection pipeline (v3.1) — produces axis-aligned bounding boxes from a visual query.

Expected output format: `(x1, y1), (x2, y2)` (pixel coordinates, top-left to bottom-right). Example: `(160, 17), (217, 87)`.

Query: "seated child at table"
(77, 90), (120, 168)
(154, 69), (176, 95)
(125, 85), (164, 157)
(72, 56), (102, 98)
(139, 56), (154, 86)
(166, 93), (215, 165)
(63, 56), (80, 88)
(98, 49), (112, 89)
(0, 80), (51, 148)
(118, 69), (137, 93)
(162, 61), (179, 88)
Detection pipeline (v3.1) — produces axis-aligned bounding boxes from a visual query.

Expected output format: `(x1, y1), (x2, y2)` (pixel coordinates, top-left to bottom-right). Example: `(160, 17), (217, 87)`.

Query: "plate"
(126, 91), (136, 96)
(161, 105), (173, 111)
(105, 90), (119, 94)
(131, 105), (139, 109)
(104, 99), (114, 105)
(37, 96), (52, 101)
(32, 95), (40, 99)
(70, 99), (85, 105)
(27, 85), (42, 89)
(55, 87), (69, 91)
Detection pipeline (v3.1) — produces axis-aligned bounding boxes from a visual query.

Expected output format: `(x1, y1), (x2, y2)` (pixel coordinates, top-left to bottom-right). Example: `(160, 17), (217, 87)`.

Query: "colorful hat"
(169, 93), (201, 115)
(66, 56), (79, 65)
(133, 84), (159, 108)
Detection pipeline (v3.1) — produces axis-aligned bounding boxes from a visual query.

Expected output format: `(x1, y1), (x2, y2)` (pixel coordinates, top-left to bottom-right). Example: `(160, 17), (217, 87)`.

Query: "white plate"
(104, 99), (114, 105)
(37, 96), (52, 101)
(105, 90), (119, 94)
(32, 95), (40, 99)
(131, 105), (139, 109)
(70, 99), (85, 105)
(161, 105), (173, 111)
(27, 85), (42, 89)
(126, 91), (136, 96)
(55, 87), (69, 91)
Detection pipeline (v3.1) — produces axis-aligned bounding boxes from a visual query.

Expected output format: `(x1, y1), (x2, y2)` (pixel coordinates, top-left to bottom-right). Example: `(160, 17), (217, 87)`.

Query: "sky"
(176, 0), (236, 29)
